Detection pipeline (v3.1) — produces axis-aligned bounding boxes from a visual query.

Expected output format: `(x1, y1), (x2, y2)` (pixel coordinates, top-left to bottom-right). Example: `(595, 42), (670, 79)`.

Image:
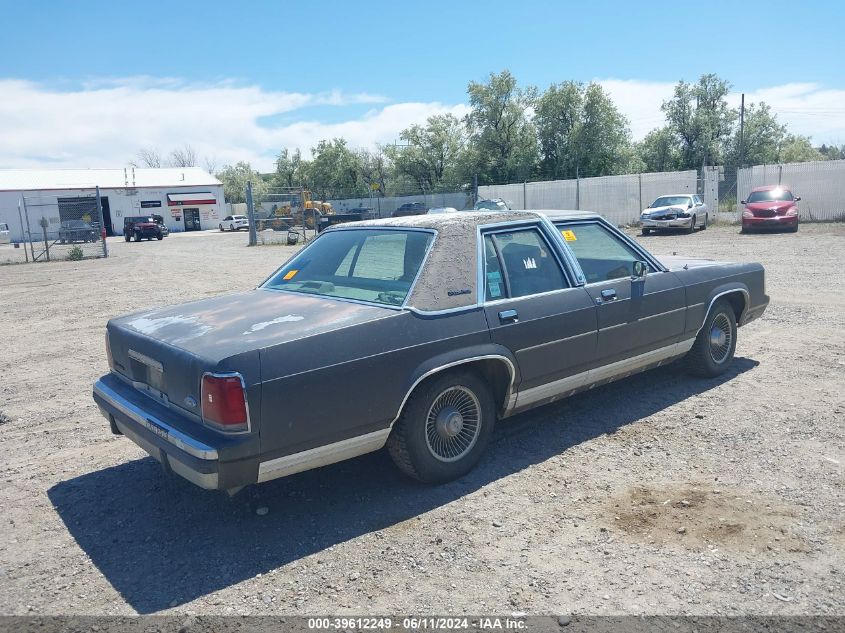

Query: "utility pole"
(245, 181), (257, 246)
(738, 93), (745, 168)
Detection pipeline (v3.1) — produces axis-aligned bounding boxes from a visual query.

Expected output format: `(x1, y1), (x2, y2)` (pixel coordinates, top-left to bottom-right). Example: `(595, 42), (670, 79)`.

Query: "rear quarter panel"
(257, 308), (493, 462)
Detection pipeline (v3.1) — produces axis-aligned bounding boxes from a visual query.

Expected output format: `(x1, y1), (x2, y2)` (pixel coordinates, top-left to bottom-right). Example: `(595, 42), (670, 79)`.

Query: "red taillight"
(201, 374), (249, 432)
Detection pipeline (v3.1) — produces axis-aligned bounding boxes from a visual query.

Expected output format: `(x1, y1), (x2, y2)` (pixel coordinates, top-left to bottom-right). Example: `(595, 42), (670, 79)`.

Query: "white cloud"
(0, 76), (842, 172)
(0, 78), (464, 171)
(598, 78), (845, 145)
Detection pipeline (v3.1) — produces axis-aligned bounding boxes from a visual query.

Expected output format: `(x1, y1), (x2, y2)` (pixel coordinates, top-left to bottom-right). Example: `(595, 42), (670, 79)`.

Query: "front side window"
(556, 222), (653, 283)
(483, 228), (568, 300)
(263, 229), (433, 306)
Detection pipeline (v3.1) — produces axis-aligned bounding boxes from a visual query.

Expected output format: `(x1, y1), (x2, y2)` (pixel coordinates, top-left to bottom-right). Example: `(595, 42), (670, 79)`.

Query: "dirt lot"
(0, 224), (843, 617)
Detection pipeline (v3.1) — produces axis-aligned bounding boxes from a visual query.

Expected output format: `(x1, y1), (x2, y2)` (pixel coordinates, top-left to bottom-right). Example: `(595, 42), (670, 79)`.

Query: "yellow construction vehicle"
(290, 190), (333, 228)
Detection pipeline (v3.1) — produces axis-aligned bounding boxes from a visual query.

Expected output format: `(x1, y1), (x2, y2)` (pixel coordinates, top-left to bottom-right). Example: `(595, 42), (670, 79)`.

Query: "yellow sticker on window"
(561, 230), (577, 242)
(283, 269), (298, 280)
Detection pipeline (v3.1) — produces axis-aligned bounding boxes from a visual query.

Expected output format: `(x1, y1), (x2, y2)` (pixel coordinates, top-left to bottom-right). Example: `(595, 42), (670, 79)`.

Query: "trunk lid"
(107, 290), (396, 421)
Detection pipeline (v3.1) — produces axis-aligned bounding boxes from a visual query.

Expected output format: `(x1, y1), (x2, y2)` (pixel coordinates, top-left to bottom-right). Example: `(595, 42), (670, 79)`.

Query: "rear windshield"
(262, 229), (434, 306)
(747, 189), (793, 202)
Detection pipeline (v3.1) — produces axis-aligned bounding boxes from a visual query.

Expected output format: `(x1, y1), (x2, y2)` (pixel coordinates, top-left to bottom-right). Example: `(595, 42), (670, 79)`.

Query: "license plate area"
(128, 349), (168, 402)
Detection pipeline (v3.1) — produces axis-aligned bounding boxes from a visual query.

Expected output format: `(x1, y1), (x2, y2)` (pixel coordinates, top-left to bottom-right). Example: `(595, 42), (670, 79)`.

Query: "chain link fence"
(13, 189), (108, 263)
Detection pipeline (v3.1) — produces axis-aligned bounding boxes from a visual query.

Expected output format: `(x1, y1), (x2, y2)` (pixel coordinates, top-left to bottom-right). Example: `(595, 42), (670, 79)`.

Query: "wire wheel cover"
(425, 386), (482, 462)
(709, 313), (733, 364)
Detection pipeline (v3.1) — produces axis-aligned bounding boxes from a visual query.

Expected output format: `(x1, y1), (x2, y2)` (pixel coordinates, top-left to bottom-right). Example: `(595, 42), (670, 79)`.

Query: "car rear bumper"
(641, 217), (693, 229)
(93, 373), (258, 491)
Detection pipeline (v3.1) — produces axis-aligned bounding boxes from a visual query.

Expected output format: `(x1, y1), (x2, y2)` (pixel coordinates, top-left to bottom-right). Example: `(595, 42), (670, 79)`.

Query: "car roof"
(751, 185), (792, 192)
(327, 210), (609, 312)
(653, 193), (695, 197)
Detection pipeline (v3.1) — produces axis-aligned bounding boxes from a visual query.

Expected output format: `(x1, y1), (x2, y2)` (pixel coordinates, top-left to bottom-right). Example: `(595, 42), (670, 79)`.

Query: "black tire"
(687, 216), (696, 234)
(124, 233), (130, 242)
(156, 234), (163, 240)
(685, 299), (738, 377)
(701, 214), (708, 230)
(219, 224), (224, 232)
(387, 370), (495, 483)
(641, 227), (651, 236)
(790, 224), (799, 233)
(135, 232), (143, 242)
(230, 224), (235, 231)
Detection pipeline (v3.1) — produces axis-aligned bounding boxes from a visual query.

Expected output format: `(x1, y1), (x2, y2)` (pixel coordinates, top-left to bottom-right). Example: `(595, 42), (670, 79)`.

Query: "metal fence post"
(245, 181), (257, 246)
(523, 180), (527, 210)
(21, 195), (35, 261)
(638, 173), (643, 212)
(17, 201), (29, 262)
(96, 186), (108, 258)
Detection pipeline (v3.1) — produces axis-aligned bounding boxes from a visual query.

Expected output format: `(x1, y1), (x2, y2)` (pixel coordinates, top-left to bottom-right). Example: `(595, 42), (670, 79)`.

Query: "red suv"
(741, 186), (800, 233)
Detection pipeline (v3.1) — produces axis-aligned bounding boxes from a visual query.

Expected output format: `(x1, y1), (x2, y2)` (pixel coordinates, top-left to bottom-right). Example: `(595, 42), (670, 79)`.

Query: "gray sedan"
(93, 210), (768, 494)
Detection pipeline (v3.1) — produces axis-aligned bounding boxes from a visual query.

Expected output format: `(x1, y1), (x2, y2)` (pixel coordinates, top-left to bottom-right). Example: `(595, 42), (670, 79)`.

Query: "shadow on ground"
(48, 358), (758, 613)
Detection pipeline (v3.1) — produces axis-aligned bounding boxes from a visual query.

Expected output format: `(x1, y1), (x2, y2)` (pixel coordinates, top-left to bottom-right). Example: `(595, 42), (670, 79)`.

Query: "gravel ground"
(0, 224), (843, 617)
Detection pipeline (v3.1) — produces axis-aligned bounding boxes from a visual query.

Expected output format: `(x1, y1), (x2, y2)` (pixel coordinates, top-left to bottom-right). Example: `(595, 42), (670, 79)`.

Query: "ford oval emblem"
(184, 395), (198, 409)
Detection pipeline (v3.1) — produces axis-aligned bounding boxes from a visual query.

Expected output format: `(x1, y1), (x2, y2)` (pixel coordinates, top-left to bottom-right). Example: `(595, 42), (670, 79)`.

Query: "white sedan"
(640, 194), (709, 235)
(219, 215), (250, 231)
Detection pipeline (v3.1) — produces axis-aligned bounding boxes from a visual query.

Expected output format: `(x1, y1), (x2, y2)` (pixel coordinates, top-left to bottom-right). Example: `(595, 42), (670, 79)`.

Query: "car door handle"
(600, 288), (617, 302)
(498, 309), (518, 324)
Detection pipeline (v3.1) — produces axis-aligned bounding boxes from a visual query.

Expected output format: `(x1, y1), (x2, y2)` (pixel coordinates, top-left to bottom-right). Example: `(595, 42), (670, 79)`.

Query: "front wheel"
(156, 234), (163, 240)
(124, 233), (130, 242)
(641, 227), (651, 236)
(387, 370), (495, 483)
(701, 214), (708, 230)
(135, 232), (143, 242)
(687, 216), (696, 234)
(230, 224), (235, 231)
(685, 299), (737, 377)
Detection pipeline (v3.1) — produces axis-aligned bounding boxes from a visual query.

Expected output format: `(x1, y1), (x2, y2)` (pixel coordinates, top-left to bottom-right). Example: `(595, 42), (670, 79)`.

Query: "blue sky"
(1, 0), (843, 169)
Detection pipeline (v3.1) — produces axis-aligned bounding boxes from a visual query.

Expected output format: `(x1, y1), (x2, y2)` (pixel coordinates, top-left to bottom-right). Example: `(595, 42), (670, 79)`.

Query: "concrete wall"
(479, 170), (698, 226)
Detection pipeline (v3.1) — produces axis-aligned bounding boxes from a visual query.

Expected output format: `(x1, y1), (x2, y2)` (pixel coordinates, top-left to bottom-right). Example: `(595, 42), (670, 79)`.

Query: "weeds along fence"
(13, 189), (108, 263)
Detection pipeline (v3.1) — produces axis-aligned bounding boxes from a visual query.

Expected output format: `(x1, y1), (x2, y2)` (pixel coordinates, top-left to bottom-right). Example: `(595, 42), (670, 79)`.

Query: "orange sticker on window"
(283, 269), (298, 280)
(561, 230), (577, 241)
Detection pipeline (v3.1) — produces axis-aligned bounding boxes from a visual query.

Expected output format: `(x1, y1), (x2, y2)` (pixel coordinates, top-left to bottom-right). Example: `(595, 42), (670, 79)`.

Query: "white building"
(0, 167), (226, 241)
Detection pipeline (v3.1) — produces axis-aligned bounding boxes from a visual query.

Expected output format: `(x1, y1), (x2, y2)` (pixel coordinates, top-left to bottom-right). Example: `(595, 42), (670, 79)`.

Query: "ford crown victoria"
(93, 210), (769, 494)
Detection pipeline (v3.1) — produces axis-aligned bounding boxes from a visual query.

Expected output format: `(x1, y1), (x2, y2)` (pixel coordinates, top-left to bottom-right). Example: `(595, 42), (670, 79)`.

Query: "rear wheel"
(685, 299), (737, 377)
(219, 224), (224, 231)
(387, 370), (495, 483)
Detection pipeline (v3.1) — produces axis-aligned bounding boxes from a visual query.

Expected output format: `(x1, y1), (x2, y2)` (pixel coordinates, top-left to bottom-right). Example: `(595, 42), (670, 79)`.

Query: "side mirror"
(632, 260), (648, 280)
(740, 200), (747, 205)
(795, 196), (801, 201)
(688, 202), (693, 209)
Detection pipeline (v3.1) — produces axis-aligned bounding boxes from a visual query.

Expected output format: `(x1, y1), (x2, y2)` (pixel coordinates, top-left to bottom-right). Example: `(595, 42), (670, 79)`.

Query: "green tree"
(724, 102), (786, 167)
(636, 127), (682, 172)
(355, 147), (392, 197)
(307, 138), (365, 199)
(465, 70), (539, 183)
(662, 74), (736, 168)
(577, 83), (633, 176)
(216, 162), (267, 204)
(272, 148), (306, 188)
(534, 81), (583, 178)
(388, 114), (465, 191)
(778, 135), (823, 163)
(818, 144), (845, 160)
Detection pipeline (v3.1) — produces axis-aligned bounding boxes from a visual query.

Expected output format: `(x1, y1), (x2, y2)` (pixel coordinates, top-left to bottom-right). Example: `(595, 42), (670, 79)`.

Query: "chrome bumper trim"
(94, 378), (218, 460)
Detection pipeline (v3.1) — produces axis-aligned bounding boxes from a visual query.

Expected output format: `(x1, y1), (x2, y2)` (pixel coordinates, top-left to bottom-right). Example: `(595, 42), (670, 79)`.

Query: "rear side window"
(557, 222), (653, 283)
(483, 228), (568, 300)
(263, 229), (433, 306)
